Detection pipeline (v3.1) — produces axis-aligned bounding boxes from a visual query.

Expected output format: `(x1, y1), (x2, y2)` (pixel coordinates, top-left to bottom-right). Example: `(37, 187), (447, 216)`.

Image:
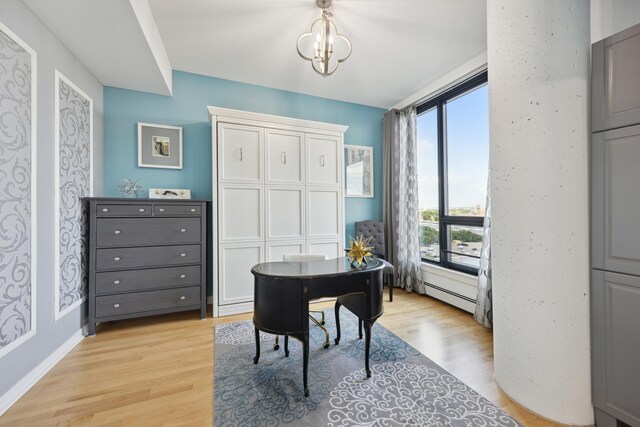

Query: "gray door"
(592, 22), (640, 132)
(591, 124), (640, 276)
(591, 270), (640, 425)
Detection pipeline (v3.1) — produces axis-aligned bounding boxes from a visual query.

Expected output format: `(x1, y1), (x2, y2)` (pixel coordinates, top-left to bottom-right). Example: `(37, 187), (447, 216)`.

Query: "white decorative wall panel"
(0, 24), (36, 357)
(55, 71), (92, 319)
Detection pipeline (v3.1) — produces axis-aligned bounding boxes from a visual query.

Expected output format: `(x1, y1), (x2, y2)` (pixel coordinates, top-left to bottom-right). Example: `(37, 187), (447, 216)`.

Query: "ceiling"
(24, 0), (487, 108)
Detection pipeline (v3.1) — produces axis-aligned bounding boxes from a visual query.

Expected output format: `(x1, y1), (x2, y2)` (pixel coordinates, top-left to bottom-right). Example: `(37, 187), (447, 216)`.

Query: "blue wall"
(104, 70), (385, 241)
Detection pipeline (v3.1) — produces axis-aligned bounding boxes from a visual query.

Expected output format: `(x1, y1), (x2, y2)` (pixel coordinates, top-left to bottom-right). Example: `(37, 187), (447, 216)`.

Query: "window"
(417, 72), (488, 274)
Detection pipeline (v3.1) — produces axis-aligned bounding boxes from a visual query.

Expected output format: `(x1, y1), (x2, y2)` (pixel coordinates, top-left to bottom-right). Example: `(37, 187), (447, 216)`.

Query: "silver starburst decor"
(118, 179), (143, 198)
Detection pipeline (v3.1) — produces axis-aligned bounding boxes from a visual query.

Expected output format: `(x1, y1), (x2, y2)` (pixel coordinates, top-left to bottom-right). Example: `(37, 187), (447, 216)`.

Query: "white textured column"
(487, 1), (593, 424)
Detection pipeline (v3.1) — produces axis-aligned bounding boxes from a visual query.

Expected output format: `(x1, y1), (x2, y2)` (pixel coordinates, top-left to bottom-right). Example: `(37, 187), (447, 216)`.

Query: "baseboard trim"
(422, 282), (475, 313)
(0, 326), (86, 416)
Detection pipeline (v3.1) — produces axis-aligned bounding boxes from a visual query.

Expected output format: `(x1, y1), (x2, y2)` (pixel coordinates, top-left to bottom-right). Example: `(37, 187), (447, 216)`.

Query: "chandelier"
(296, 0), (352, 77)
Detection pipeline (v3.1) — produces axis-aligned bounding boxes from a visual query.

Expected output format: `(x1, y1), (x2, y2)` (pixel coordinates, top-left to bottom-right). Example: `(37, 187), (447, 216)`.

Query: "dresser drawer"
(154, 204), (202, 216)
(97, 204), (151, 217)
(95, 265), (201, 295)
(96, 218), (201, 247)
(96, 245), (201, 271)
(95, 286), (201, 318)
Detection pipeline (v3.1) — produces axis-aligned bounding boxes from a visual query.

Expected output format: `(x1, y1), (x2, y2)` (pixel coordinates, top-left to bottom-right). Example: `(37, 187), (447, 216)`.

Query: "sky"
(416, 84), (489, 210)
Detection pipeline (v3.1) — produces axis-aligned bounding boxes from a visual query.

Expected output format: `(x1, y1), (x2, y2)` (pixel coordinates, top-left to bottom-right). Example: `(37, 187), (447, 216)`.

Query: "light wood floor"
(0, 290), (562, 426)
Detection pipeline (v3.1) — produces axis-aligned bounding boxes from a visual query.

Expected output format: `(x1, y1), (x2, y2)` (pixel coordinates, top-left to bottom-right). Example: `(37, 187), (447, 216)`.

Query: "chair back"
(355, 220), (386, 258)
(282, 253), (328, 262)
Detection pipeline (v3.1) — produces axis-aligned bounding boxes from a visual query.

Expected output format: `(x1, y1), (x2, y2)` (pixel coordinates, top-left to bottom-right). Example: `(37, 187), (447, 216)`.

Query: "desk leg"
(284, 335), (289, 357)
(364, 322), (372, 378)
(253, 327), (260, 364)
(334, 301), (342, 345)
(358, 319), (363, 340)
(303, 332), (309, 397)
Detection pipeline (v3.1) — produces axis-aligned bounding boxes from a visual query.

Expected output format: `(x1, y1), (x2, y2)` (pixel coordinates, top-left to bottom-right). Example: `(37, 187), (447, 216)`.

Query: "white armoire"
(208, 107), (348, 317)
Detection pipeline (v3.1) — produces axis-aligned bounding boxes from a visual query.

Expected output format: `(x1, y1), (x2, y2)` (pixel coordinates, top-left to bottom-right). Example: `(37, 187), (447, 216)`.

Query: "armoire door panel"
(218, 123), (263, 183)
(266, 130), (304, 184)
(266, 187), (304, 240)
(266, 241), (304, 262)
(306, 134), (340, 186)
(601, 272), (640, 423)
(595, 125), (640, 276)
(219, 186), (263, 242)
(307, 240), (342, 260)
(592, 23), (640, 132)
(307, 188), (341, 238)
(219, 244), (264, 305)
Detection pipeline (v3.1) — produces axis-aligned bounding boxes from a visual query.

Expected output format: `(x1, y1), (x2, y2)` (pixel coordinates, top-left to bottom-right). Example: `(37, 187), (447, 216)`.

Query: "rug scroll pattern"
(214, 310), (521, 427)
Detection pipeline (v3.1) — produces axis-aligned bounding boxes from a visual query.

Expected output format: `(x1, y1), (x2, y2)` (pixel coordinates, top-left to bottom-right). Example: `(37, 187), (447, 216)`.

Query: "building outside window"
(417, 72), (489, 274)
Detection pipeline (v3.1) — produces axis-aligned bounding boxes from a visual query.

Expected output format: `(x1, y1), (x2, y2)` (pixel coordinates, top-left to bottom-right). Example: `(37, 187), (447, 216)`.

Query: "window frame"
(416, 71), (488, 275)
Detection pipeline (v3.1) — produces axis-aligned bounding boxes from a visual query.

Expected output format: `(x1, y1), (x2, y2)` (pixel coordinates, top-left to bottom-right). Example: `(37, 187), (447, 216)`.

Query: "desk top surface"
(251, 257), (383, 279)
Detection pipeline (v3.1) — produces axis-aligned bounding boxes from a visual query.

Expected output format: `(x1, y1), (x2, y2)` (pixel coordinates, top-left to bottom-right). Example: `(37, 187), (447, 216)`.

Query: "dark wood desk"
(251, 257), (384, 397)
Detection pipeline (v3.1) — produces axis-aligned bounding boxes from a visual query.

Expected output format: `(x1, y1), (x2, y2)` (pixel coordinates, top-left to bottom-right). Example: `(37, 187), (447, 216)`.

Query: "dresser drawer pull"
(114, 230), (121, 235)
(113, 303), (120, 308)
(180, 229), (186, 233)
(180, 296), (186, 301)
(190, 208), (196, 212)
(139, 208), (145, 212)
(180, 253), (186, 257)
(113, 280), (120, 285)
(180, 274), (186, 279)
(114, 257), (121, 261)
(159, 208), (165, 212)
(102, 208), (109, 212)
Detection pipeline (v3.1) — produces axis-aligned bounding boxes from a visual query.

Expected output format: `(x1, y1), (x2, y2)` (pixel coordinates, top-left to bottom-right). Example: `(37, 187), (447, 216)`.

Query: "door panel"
(266, 187), (304, 240)
(593, 125), (640, 276)
(307, 240), (342, 260)
(307, 188), (341, 238)
(219, 244), (263, 305)
(266, 241), (304, 262)
(219, 185), (263, 242)
(218, 123), (263, 183)
(592, 24), (640, 132)
(306, 134), (340, 186)
(593, 271), (640, 423)
(266, 130), (303, 184)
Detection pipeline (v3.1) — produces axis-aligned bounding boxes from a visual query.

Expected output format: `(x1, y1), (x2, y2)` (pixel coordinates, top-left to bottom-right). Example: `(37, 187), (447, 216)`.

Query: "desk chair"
(273, 253), (330, 355)
(355, 220), (395, 302)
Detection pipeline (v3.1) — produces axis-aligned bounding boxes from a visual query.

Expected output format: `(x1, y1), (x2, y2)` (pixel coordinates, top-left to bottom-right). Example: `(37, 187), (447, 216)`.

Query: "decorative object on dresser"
(149, 188), (191, 199)
(117, 178), (143, 198)
(137, 122), (183, 169)
(344, 144), (374, 197)
(208, 106), (348, 317)
(85, 198), (207, 335)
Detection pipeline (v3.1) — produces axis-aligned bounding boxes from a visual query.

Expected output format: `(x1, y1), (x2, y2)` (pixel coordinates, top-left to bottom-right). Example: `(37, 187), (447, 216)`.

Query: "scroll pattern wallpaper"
(0, 28), (34, 352)
(57, 74), (91, 316)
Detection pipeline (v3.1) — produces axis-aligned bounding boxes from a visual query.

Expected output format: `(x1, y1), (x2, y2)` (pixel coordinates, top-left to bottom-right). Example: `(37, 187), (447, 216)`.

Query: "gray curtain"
(383, 107), (424, 293)
(474, 174), (493, 328)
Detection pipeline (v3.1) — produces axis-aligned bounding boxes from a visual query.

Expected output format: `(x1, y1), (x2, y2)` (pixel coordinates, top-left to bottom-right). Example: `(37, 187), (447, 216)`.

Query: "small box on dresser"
(85, 198), (208, 335)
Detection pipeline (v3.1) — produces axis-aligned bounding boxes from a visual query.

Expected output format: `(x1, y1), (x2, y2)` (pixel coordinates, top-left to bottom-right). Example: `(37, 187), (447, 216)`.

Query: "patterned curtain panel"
(56, 73), (92, 318)
(382, 107), (424, 293)
(0, 27), (34, 353)
(474, 174), (493, 328)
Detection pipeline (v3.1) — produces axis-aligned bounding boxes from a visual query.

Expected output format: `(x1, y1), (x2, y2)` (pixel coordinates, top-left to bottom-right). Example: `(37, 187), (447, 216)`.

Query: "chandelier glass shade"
(297, 0), (352, 77)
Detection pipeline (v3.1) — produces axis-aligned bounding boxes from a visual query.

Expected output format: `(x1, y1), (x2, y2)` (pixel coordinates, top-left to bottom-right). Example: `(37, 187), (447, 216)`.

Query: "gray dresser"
(86, 198), (208, 335)
(591, 22), (640, 427)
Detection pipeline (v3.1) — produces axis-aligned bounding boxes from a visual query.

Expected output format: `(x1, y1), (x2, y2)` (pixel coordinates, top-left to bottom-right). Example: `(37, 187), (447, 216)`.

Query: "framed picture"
(138, 122), (183, 169)
(344, 145), (374, 198)
(149, 188), (192, 199)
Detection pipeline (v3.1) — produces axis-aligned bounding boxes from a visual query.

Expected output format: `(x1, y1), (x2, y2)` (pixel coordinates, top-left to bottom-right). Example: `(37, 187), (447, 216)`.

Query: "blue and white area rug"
(214, 310), (521, 426)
